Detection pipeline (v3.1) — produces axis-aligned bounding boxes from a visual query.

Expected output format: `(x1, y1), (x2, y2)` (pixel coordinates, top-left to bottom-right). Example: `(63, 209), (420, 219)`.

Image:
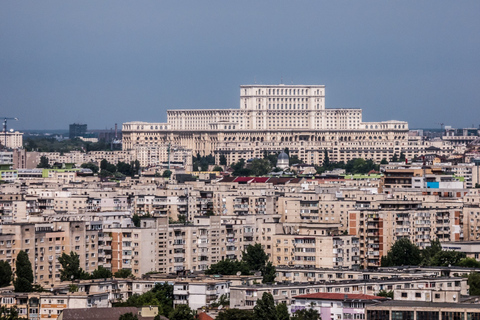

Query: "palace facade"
(122, 84), (410, 165)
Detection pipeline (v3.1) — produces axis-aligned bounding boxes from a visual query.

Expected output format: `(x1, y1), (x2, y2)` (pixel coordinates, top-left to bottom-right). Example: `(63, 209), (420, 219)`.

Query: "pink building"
(290, 292), (387, 320)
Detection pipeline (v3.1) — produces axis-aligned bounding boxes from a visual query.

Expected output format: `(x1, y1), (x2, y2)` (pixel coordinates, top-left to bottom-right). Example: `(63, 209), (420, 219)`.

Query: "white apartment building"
(122, 84), (410, 165)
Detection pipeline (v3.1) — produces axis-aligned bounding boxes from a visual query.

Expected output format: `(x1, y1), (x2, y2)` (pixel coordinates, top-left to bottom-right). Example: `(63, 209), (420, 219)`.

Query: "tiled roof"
(197, 312), (214, 320)
(233, 177), (254, 183)
(293, 292), (387, 301)
(60, 307), (139, 320)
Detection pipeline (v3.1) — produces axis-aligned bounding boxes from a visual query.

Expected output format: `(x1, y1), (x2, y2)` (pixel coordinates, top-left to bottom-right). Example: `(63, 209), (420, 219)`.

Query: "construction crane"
(1, 117), (18, 149)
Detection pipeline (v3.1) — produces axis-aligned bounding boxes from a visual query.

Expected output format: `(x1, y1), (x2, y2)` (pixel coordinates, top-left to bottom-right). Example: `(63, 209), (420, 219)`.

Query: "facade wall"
(122, 85), (411, 165)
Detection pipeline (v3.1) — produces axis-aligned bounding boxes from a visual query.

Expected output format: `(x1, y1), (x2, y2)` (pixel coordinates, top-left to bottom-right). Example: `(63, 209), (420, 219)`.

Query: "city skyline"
(1, 1), (479, 130)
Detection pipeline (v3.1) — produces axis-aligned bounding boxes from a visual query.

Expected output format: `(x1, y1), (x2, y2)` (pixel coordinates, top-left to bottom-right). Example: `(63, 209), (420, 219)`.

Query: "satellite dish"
(236, 271), (241, 276)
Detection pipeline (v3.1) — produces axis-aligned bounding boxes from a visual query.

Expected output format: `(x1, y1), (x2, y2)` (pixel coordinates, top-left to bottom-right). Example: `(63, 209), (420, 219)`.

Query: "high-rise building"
(69, 123), (87, 139)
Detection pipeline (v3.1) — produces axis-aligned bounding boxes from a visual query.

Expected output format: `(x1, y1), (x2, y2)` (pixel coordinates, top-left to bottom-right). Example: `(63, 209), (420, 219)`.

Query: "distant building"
(69, 123), (87, 139)
(122, 84), (410, 166)
(0, 130), (23, 149)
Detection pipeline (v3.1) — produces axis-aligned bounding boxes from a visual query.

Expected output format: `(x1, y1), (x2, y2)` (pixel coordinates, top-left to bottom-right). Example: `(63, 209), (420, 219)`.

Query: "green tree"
(231, 159), (250, 176)
(0, 306), (19, 320)
(115, 282), (173, 317)
(68, 284), (79, 293)
(377, 290), (394, 299)
(429, 250), (466, 267)
(323, 150), (330, 168)
(0, 260), (12, 287)
(249, 158), (272, 176)
(14, 251), (33, 292)
(162, 170), (172, 178)
(253, 292), (277, 320)
(117, 161), (133, 176)
(58, 252), (86, 281)
(390, 154), (399, 162)
(100, 159), (117, 175)
(80, 162), (99, 173)
(468, 272), (480, 295)
(399, 152), (406, 162)
(132, 160), (141, 176)
(457, 258), (480, 268)
(91, 266), (113, 279)
(213, 165), (223, 172)
(216, 309), (254, 320)
(37, 156), (50, 168)
(420, 239), (442, 266)
(132, 214), (141, 227)
(262, 261), (276, 284)
(119, 312), (138, 320)
(381, 238), (421, 267)
(114, 269), (133, 278)
(380, 158), (388, 164)
(168, 304), (195, 320)
(276, 303), (290, 320)
(205, 259), (251, 276)
(289, 155), (303, 166)
(16, 251), (33, 282)
(242, 244), (268, 271)
(263, 152), (278, 168)
(219, 155), (227, 166)
(291, 308), (320, 320)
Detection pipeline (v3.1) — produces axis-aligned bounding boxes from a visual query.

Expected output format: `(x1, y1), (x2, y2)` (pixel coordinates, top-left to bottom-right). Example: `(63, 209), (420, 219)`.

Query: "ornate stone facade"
(122, 85), (410, 165)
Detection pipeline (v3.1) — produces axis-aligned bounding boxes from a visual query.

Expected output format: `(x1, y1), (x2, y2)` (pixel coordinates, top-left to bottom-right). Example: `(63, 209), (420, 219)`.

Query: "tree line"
(0, 251), (134, 293)
(24, 137), (114, 153)
(381, 238), (480, 296)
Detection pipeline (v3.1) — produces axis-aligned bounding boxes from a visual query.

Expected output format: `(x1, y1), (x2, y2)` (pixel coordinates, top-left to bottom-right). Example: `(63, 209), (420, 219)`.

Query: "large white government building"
(122, 84), (411, 166)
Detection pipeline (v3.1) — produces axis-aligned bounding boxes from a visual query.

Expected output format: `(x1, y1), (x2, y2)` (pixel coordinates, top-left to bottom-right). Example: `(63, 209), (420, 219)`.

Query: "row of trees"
(24, 137), (114, 153)
(0, 251), (36, 292)
(206, 244), (276, 283)
(97, 159), (141, 177)
(0, 251), (134, 293)
(314, 150), (381, 175)
(192, 154), (216, 171)
(381, 238), (469, 268)
(381, 238), (480, 296)
(58, 251), (134, 283)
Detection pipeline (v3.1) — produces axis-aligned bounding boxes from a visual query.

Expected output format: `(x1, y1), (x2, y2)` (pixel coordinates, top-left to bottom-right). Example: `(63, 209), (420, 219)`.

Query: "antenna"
(280, 76), (283, 84)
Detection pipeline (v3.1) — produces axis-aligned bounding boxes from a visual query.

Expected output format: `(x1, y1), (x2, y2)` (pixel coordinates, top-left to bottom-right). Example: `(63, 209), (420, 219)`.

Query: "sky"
(1, 1), (479, 131)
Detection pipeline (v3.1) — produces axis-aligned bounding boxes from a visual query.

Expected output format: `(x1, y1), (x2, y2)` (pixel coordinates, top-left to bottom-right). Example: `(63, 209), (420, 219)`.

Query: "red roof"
(293, 293), (386, 301)
(252, 177), (270, 183)
(234, 177), (254, 183)
(197, 312), (214, 320)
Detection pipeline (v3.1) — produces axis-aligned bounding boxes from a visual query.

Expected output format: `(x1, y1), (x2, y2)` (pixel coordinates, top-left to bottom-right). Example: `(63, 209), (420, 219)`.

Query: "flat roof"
(367, 300), (480, 309)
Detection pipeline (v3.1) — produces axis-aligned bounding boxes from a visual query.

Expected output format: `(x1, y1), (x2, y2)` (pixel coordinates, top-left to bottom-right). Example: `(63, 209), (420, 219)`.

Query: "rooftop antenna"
(280, 76), (283, 84)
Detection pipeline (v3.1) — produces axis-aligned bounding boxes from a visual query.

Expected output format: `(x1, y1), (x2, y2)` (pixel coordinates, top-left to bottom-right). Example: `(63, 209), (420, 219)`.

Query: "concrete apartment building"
(230, 276), (468, 308)
(1, 171), (480, 287)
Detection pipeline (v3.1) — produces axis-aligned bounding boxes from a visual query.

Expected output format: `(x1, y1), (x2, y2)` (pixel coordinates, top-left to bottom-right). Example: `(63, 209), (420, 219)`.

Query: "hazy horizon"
(1, 1), (479, 130)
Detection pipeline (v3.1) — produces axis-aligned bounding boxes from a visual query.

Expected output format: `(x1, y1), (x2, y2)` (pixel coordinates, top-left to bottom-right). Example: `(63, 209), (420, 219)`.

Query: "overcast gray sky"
(1, 1), (479, 130)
